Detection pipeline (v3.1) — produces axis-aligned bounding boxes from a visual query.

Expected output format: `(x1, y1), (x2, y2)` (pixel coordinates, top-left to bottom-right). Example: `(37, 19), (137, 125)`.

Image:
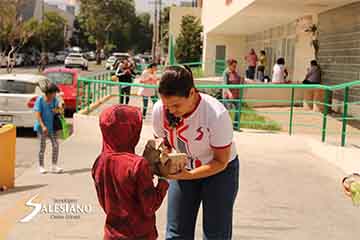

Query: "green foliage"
(0, 0), (38, 50)
(130, 13), (153, 53)
(79, 0), (139, 63)
(38, 12), (67, 51)
(175, 15), (203, 63)
(160, 6), (171, 54)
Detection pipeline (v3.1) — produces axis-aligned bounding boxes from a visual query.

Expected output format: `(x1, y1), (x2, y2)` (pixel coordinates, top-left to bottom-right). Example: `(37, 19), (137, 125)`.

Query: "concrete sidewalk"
(1, 120), (360, 239)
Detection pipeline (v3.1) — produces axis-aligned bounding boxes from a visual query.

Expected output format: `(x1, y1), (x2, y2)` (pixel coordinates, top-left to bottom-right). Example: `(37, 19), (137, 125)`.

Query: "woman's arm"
(168, 146), (231, 180)
(35, 111), (48, 135)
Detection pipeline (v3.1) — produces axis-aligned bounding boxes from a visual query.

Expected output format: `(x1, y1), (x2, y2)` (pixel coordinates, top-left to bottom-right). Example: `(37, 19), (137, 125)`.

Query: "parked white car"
(113, 52), (130, 61)
(0, 74), (45, 128)
(56, 51), (67, 63)
(0, 54), (8, 67)
(47, 52), (56, 64)
(105, 56), (117, 70)
(65, 53), (89, 70)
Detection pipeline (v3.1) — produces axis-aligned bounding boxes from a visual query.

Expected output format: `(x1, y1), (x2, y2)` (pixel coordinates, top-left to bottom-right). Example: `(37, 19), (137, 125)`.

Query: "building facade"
(201, 0), (360, 115)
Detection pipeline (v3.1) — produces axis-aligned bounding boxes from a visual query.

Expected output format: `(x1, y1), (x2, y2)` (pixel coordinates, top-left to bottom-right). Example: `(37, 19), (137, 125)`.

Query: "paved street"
(0, 61), (105, 76)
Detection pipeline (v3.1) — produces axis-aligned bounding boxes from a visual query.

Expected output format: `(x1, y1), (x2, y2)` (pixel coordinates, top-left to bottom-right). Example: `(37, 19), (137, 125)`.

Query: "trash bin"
(0, 124), (16, 189)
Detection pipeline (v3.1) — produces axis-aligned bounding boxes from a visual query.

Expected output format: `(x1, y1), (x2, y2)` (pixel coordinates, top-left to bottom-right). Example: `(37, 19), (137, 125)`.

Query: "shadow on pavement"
(16, 127), (37, 138)
(0, 184), (47, 196)
(64, 168), (92, 175)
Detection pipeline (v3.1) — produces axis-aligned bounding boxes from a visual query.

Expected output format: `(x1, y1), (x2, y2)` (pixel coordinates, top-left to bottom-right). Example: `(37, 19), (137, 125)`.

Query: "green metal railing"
(76, 65), (360, 147)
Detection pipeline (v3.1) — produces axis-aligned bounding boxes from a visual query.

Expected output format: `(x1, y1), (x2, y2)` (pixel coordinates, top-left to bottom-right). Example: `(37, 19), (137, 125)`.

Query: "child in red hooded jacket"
(92, 105), (169, 240)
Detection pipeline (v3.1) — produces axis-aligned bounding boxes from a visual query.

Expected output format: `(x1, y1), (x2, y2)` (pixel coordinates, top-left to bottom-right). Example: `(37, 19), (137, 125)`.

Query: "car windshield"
(0, 80), (36, 94)
(46, 72), (73, 85)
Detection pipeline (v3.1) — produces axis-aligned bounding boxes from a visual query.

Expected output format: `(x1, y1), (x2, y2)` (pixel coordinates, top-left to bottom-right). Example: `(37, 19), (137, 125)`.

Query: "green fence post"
(321, 89), (330, 142)
(236, 88), (244, 131)
(341, 87), (350, 147)
(289, 88), (295, 135)
(76, 79), (80, 112)
(93, 79), (97, 103)
(81, 81), (86, 110)
(87, 81), (91, 113)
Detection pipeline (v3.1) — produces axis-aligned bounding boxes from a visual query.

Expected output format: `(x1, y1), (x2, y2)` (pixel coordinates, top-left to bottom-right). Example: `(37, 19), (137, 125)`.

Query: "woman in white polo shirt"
(152, 65), (239, 240)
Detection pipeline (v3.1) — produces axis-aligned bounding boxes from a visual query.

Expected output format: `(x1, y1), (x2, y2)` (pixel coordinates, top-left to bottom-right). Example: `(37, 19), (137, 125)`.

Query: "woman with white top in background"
(272, 57), (289, 84)
(138, 63), (159, 118)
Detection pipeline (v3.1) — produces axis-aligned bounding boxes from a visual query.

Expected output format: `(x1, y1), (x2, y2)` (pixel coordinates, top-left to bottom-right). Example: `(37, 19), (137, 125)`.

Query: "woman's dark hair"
(227, 59), (237, 66)
(159, 65), (195, 98)
(260, 50), (266, 55)
(147, 63), (158, 69)
(45, 83), (60, 95)
(310, 60), (318, 66)
(277, 58), (285, 65)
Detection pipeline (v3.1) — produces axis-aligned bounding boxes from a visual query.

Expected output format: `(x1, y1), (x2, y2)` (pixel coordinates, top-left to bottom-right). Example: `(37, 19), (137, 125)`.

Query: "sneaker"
(39, 167), (47, 174)
(51, 166), (63, 174)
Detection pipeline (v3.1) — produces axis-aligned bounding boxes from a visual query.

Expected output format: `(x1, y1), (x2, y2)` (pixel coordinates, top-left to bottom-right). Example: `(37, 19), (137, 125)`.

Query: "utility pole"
(149, 0), (163, 63)
(150, 0), (158, 63)
(41, 0), (45, 53)
(158, 0), (162, 64)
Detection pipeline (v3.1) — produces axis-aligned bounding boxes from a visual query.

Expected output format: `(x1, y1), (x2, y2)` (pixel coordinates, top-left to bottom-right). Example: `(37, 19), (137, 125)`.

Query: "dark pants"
(166, 157), (240, 240)
(120, 86), (131, 104)
(246, 66), (256, 79)
(303, 79), (320, 84)
(256, 66), (265, 82)
(142, 96), (157, 117)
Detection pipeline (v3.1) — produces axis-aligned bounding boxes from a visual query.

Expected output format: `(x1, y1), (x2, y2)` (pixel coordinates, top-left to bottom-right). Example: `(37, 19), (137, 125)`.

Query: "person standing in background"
(116, 59), (135, 104)
(223, 59), (244, 129)
(138, 63), (159, 118)
(257, 50), (267, 82)
(245, 48), (258, 80)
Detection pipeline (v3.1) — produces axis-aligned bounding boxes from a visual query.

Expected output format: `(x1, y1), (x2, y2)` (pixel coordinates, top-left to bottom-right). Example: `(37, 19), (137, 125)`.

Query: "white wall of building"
(202, 33), (247, 76)
(201, 0), (255, 34)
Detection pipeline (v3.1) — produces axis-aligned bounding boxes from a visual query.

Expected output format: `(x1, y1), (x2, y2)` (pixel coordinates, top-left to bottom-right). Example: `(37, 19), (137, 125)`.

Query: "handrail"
(76, 64), (360, 148)
(77, 78), (360, 91)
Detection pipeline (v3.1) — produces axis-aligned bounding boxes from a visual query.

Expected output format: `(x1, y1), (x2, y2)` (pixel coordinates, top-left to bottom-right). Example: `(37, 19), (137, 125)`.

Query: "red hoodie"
(92, 105), (169, 240)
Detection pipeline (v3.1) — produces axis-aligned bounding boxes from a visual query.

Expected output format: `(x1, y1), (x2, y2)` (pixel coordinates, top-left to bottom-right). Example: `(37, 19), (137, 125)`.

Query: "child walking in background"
(33, 83), (63, 174)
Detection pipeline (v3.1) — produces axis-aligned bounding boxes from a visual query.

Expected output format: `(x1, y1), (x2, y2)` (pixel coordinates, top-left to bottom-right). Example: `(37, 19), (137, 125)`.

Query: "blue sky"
(46, 0), (192, 13)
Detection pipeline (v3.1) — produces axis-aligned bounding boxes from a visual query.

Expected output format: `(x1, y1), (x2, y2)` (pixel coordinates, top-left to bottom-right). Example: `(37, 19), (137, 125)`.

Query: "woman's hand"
(168, 169), (193, 180)
(169, 146), (231, 180)
(42, 126), (48, 136)
(53, 107), (64, 115)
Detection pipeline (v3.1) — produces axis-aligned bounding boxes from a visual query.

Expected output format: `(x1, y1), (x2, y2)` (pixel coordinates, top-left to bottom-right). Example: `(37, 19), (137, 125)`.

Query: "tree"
(79, 0), (137, 64)
(0, 0), (37, 56)
(38, 12), (67, 52)
(175, 15), (203, 63)
(160, 6), (171, 54)
(130, 13), (153, 53)
(70, 16), (95, 50)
